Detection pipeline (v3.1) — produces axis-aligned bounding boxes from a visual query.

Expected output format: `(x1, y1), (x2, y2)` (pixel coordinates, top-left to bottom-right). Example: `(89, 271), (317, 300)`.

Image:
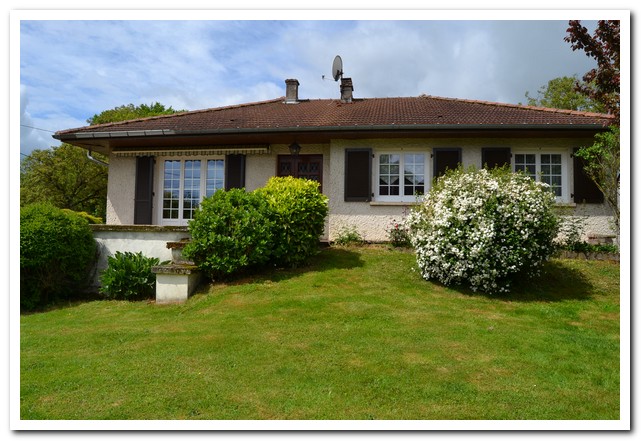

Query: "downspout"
(87, 150), (109, 167)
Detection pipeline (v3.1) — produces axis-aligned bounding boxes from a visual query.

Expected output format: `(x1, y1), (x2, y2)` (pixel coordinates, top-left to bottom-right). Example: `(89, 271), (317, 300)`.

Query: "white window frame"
(511, 149), (569, 203)
(374, 151), (429, 203)
(156, 155), (225, 226)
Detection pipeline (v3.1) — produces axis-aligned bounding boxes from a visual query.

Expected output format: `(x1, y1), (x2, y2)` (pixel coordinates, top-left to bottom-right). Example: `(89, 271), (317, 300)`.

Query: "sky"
(17, 13), (608, 156)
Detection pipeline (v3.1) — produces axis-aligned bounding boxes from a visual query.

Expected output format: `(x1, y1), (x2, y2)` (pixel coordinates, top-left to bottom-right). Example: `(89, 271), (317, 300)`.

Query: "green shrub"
(99, 251), (164, 300)
(62, 209), (103, 224)
(255, 176), (328, 268)
(20, 203), (96, 311)
(386, 217), (412, 248)
(333, 225), (365, 246)
(183, 188), (276, 280)
(562, 242), (619, 254)
(407, 166), (559, 294)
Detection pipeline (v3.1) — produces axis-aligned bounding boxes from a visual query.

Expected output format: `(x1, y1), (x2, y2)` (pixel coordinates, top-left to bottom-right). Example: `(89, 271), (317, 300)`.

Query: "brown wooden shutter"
(225, 154), (246, 190)
(133, 156), (154, 225)
(572, 148), (604, 204)
(481, 148), (511, 169)
(433, 148), (462, 178)
(344, 148), (372, 202)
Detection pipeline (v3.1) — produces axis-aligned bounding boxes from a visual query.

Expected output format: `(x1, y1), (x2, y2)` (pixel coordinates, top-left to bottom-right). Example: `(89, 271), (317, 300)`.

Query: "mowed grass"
(20, 246), (620, 420)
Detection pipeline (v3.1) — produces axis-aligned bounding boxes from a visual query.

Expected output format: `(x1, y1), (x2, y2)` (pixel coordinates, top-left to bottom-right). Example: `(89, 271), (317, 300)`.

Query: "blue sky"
(18, 13), (608, 155)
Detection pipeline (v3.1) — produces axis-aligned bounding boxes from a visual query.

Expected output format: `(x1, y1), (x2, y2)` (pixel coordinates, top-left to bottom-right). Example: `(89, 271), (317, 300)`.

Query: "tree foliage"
(21, 102), (185, 219)
(87, 102), (186, 125)
(524, 75), (606, 113)
(565, 20), (620, 237)
(575, 126), (620, 231)
(20, 143), (109, 220)
(565, 20), (620, 124)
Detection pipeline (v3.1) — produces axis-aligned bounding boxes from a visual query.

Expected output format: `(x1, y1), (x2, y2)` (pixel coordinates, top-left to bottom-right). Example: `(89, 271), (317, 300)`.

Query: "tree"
(21, 102), (186, 220)
(20, 144), (109, 220)
(524, 75), (606, 113)
(87, 102), (186, 125)
(565, 20), (620, 237)
(565, 20), (620, 124)
(575, 126), (620, 232)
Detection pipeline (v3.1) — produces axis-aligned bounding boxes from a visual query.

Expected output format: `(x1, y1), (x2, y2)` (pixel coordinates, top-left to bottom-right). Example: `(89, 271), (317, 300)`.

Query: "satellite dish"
(332, 55), (343, 81)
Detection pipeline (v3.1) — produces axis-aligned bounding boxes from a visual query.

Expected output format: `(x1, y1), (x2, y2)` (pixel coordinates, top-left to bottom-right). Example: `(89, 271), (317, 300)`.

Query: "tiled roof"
(55, 95), (613, 137)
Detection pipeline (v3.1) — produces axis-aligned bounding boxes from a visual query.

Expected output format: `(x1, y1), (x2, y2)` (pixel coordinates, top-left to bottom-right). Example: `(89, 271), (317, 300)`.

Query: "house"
(54, 78), (615, 273)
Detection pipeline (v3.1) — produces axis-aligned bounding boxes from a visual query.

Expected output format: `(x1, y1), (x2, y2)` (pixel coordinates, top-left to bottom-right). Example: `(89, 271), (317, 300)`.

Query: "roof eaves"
(54, 122), (609, 142)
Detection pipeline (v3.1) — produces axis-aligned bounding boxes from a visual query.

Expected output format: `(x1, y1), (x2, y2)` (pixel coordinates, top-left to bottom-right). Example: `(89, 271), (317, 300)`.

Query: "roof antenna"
(331, 55), (343, 81)
(321, 55), (344, 81)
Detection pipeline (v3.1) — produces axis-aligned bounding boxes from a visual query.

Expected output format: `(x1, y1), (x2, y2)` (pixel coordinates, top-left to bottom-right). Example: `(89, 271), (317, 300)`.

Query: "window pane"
(206, 159), (224, 197)
(403, 153), (425, 198)
(379, 154), (400, 197)
(162, 160), (181, 220)
(515, 154), (537, 180)
(539, 154), (562, 198)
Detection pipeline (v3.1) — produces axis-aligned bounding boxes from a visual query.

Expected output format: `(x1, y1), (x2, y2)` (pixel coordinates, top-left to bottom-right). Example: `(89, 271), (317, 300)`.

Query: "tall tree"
(524, 75), (606, 113)
(22, 102), (186, 220)
(20, 144), (109, 219)
(87, 102), (186, 125)
(565, 20), (620, 236)
(565, 20), (620, 124)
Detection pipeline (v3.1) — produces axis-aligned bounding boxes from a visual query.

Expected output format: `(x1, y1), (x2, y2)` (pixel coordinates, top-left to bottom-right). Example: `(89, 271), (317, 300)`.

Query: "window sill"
(369, 201), (577, 208)
(370, 201), (421, 206)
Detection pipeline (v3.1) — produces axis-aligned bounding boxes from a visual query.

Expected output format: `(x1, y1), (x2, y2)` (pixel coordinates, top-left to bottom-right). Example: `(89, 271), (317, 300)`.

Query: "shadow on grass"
(211, 246), (366, 286)
(446, 260), (596, 303)
(20, 290), (108, 315)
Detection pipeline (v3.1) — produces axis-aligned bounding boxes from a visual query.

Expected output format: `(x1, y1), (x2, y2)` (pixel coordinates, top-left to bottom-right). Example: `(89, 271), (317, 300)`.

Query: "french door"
(277, 155), (323, 190)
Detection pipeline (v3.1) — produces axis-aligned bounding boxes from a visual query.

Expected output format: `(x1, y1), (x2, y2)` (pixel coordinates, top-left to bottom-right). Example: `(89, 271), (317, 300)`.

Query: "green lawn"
(20, 246), (620, 420)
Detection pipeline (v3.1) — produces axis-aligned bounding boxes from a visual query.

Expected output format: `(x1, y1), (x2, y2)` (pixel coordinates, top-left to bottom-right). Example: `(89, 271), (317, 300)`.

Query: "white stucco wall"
(245, 143), (331, 191)
(326, 137), (616, 242)
(91, 226), (190, 288)
(103, 136), (616, 243)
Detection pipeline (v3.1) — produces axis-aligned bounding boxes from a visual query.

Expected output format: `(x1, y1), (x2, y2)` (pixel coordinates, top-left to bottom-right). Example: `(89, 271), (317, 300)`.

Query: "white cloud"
(20, 85), (63, 155)
(19, 18), (604, 154)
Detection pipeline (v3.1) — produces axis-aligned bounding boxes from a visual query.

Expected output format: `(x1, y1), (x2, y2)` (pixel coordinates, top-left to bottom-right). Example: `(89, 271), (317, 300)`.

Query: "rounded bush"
(255, 176), (328, 268)
(99, 251), (162, 301)
(20, 203), (96, 310)
(183, 188), (276, 280)
(406, 167), (559, 293)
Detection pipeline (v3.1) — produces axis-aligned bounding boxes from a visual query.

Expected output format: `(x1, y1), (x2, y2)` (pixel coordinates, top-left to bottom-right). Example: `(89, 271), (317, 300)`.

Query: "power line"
(21, 124), (55, 133)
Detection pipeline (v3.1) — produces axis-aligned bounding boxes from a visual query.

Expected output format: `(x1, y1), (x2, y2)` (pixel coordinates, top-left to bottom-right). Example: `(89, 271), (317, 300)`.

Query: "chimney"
(340, 77), (354, 103)
(285, 79), (300, 104)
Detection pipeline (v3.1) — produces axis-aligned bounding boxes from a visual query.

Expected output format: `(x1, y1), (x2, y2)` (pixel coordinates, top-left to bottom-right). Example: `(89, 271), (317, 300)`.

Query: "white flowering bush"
(406, 167), (559, 294)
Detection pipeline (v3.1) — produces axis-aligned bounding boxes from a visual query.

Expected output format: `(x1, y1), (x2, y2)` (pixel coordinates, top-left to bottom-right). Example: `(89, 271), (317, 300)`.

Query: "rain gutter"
(54, 123), (607, 141)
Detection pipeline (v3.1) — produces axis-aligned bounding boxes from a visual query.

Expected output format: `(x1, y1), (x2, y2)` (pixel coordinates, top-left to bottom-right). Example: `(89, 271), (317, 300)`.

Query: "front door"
(277, 155), (323, 190)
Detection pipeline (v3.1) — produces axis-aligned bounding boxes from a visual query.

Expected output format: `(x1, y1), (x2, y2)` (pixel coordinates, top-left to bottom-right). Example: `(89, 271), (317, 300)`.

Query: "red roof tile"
(55, 95), (613, 138)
